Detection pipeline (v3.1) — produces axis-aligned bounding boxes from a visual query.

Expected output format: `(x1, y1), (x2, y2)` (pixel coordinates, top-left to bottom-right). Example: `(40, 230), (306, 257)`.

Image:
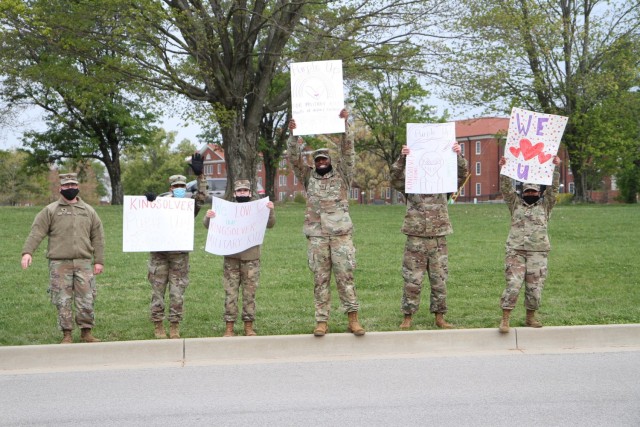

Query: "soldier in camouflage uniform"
(145, 154), (207, 339)
(203, 180), (275, 337)
(391, 143), (468, 330)
(287, 109), (365, 337)
(497, 155), (561, 333)
(21, 173), (104, 344)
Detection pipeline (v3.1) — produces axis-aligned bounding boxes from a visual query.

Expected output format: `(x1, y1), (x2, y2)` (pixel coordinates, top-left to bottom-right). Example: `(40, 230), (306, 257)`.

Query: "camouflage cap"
(234, 179), (251, 191)
(313, 148), (331, 160)
(59, 173), (78, 185)
(523, 183), (541, 192)
(169, 174), (187, 186)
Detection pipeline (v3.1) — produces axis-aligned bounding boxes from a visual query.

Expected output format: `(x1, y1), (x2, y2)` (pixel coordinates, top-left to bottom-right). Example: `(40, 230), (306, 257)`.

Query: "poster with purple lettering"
(205, 197), (271, 256)
(122, 196), (195, 252)
(290, 60), (344, 136)
(502, 107), (568, 185)
(405, 122), (458, 194)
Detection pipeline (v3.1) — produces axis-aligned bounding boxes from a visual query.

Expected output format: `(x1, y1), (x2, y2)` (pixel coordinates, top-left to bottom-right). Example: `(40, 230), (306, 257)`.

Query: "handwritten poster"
(122, 196), (195, 252)
(502, 107), (568, 185)
(405, 122), (458, 194)
(205, 197), (272, 256)
(290, 60), (345, 136)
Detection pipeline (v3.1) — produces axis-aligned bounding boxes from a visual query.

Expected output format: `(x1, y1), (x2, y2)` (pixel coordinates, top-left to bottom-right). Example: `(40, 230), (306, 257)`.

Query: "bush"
(556, 193), (574, 204)
(293, 193), (306, 204)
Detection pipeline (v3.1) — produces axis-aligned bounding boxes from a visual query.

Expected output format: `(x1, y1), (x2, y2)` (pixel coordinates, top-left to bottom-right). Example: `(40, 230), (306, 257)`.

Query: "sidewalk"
(1, 324), (639, 374)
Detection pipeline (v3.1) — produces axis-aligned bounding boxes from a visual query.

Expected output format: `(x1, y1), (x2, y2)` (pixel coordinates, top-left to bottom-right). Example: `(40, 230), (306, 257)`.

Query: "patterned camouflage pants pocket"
(223, 258), (261, 322)
(401, 236), (449, 314)
(49, 259), (95, 330)
(501, 249), (548, 310)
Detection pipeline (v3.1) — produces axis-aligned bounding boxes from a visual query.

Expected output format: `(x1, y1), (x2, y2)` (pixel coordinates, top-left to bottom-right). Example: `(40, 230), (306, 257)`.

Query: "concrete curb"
(1, 324), (639, 373)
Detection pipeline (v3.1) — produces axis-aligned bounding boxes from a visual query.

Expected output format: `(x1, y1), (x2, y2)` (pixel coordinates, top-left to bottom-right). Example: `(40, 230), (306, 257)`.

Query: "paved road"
(2, 349), (639, 426)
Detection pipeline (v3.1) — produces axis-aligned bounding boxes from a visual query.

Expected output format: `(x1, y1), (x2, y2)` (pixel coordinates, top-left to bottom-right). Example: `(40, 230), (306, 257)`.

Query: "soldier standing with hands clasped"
(390, 142), (468, 330)
(144, 154), (207, 339)
(21, 173), (104, 344)
(497, 155), (561, 333)
(287, 108), (365, 337)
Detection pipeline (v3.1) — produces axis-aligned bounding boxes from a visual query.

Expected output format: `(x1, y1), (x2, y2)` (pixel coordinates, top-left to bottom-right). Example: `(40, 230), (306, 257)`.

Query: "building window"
(217, 164), (221, 174)
(257, 163), (262, 171)
(279, 159), (287, 169)
(278, 175), (287, 186)
(475, 162), (481, 176)
(476, 183), (481, 196)
(460, 186), (465, 197)
(279, 192), (287, 201)
(475, 140), (481, 155)
(205, 164), (213, 175)
(293, 175), (298, 186)
(258, 176), (263, 185)
(385, 187), (391, 199)
(569, 182), (575, 194)
(460, 143), (465, 157)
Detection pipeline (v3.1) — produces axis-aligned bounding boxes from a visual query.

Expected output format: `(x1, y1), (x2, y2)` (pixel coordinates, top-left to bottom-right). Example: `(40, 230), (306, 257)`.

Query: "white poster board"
(290, 60), (345, 136)
(404, 122), (458, 194)
(205, 197), (271, 256)
(123, 196), (195, 252)
(502, 107), (568, 185)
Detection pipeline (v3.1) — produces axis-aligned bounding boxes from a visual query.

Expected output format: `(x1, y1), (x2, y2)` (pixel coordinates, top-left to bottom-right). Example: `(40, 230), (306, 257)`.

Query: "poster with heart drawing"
(501, 107), (568, 185)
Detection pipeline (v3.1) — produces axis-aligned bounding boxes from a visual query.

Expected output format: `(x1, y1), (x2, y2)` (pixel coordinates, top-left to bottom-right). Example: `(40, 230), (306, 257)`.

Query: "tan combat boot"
(313, 322), (328, 337)
(244, 321), (257, 336)
(347, 311), (365, 336)
(400, 314), (412, 330)
(499, 309), (511, 333)
(435, 313), (454, 329)
(80, 328), (100, 343)
(61, 330), (73, 344)
(223, 321), (235, 337)
(526, 309), (542, 328)
(154, 321), (167, 339)
(169, 322), (180, 339)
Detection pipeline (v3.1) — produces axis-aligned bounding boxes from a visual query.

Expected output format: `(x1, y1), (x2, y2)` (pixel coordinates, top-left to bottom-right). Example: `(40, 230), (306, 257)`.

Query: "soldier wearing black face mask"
(21, 172), (104, 344)
(497, 155), (561, 334)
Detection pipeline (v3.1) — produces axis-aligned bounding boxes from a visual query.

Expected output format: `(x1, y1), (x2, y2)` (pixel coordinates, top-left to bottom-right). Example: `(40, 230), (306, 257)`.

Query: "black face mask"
(523, 195), (540, 205)
(60, 188), (79, 201)
(316, 164), (332, 176)
(235, 196), (251, 203)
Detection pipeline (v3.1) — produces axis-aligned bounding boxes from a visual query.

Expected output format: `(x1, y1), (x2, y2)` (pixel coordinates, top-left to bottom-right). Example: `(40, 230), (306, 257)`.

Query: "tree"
(0, 0), (159, 204)
(0, 149), (49, 205)
(349, 71), (444, 202)
(440, 0), (640, 201)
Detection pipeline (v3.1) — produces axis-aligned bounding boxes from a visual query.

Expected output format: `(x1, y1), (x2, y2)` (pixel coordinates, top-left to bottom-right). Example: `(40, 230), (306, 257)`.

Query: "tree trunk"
(219, 113), (259, 200)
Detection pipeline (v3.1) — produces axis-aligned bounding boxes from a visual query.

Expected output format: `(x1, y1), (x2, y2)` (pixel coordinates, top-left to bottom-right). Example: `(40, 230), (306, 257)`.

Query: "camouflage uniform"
(22, 177), (104, 332)
(202, 185), (276, 323)
(288, 127), (361, 322)
(148, 174), (206, 324)
(390, 152), (468, 315)
(500, 170), (559, 310)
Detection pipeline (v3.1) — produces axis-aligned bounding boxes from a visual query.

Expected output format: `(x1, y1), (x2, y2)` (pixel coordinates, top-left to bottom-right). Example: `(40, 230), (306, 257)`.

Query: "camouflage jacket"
(22, 197), (105, 264)
(500, 169), (559, 251)
(193, 174), (207, 217)
(287, 128), (355, 237)
(203, 203), (276, 260)
(391, 153), (468, 237)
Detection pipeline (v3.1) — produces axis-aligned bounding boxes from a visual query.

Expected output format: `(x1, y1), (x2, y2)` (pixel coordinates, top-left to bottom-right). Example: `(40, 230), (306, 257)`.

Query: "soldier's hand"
(94, 264), (104, 275)
(144, 192), (157, 202)
(190, 153), (204, 176)
(21, 254), (32, 270)
(289, 119), (297, 131)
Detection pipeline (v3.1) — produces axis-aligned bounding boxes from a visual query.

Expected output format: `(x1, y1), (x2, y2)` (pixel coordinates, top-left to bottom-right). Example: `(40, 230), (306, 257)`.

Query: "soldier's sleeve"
(390, 155), (407, 192)
(287, 134), (310, 187)
(338, 125), (356, 185)
(545, 167), (560, 212)
(193, 174), (207, 217)
(457, 154), (469, 188)
(203, 214), (211, 229)
(90, 211), (105, 265)
(500, 174), (518, 209)
(266, 206), (276, 229)
(21, 207), (51, 256)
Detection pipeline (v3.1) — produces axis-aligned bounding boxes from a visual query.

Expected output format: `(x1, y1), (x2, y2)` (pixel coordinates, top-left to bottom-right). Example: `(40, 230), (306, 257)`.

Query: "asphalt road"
(1, 349), (639, 426)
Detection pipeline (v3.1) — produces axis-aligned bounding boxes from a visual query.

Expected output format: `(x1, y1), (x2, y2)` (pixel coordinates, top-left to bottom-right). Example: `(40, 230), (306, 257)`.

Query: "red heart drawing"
(519, 138), (545, 161)
(537, 152), (552, 163)
(509, 146), (521, 157)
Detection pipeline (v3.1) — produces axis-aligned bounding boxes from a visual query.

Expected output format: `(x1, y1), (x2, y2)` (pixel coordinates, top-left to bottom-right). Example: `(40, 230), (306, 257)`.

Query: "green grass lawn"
(1, 202), (639, 345)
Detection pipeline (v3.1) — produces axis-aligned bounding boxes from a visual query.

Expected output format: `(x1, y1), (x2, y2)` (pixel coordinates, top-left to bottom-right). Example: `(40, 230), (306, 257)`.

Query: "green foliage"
(0, 149), (50, 205)
(2, 203), (639, 345)
(293, 192), (306, 204)
(555, 193), (575, 205)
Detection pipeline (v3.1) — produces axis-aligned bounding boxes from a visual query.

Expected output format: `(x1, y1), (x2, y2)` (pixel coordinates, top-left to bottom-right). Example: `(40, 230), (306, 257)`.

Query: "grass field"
(1, 201), (639, 345)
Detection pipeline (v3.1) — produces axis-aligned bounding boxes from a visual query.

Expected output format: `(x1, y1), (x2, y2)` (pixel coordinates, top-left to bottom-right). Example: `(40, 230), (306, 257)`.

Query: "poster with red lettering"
(122, 196), (195, 252)
(502, 107), (568, 185)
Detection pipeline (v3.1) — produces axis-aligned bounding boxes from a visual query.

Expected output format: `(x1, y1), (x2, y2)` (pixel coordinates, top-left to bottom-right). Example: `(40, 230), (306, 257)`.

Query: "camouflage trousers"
(48, 259), (97, 331)
(501, 249), (548, 310)
(307, 235), (359, 322)
(223, 257), (260, 322)
(148, 252), (190, 323)
(401, 235), (449, 315)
